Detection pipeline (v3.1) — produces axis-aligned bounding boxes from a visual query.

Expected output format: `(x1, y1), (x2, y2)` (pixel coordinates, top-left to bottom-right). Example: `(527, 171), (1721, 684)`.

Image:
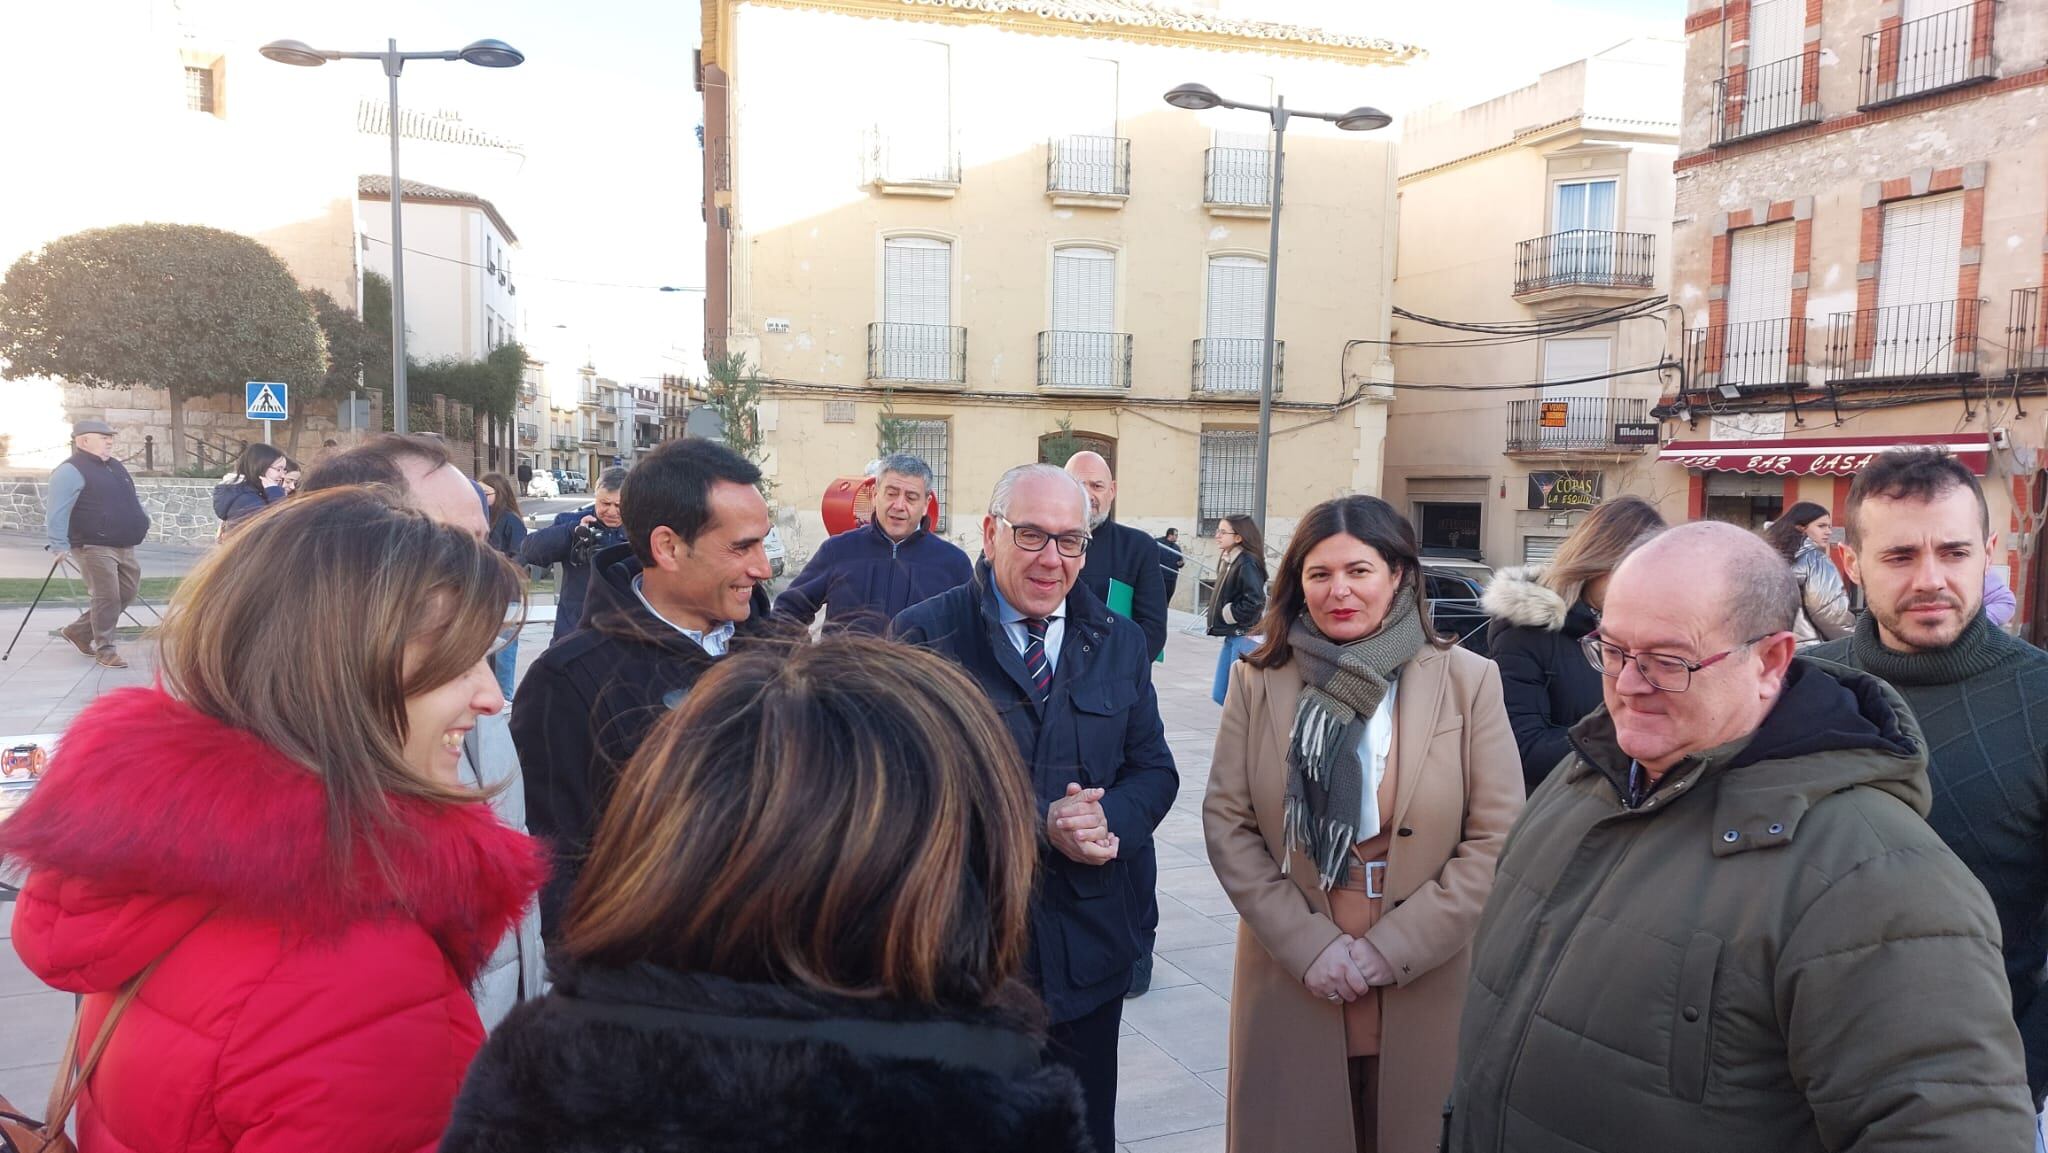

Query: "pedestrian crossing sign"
(245, 381), (289, 421)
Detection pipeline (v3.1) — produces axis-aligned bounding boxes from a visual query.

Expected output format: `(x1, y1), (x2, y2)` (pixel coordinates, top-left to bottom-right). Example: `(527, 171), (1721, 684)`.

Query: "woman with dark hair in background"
(1204, 495), (1521, 1153)
(0, 488), (543, 1152)
(1483, 494), (1666, 792)
(211, 442), (287, 530)
(1208, 513), (1268, 705)
(443, 634), (1092, 1153)
(481, 472), (528, 698)
(1763, 500), (1853, 646)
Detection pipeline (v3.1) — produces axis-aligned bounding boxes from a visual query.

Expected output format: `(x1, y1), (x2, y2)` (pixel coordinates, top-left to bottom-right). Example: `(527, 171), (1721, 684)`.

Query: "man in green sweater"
(1810, 447), (2048, 1113)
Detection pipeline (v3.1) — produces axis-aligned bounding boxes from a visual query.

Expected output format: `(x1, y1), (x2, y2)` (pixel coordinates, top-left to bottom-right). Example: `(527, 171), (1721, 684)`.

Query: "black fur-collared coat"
(439, 960), (1095, 1153)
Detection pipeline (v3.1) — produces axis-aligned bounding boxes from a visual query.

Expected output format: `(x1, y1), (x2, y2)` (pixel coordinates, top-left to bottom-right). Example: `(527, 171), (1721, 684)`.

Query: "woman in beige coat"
(1204, 495), (1523, 1153)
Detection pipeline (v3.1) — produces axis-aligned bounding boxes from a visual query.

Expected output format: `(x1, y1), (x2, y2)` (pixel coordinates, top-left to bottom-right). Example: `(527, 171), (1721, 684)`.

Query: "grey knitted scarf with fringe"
(1283, 587), (1428, 890)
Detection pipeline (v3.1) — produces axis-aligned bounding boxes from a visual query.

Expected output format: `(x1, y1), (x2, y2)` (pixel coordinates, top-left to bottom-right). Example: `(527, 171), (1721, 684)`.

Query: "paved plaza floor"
(0, 562), (1238, 1152)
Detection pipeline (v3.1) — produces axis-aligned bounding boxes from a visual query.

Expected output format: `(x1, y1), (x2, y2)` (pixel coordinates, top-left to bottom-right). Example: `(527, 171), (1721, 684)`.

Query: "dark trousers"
(1047, 995), (1122, 1153)
(1132, 842), (1159, 955)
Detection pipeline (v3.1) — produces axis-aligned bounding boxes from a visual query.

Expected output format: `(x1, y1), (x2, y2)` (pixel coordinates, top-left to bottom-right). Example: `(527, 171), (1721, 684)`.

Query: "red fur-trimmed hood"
(0, 687), (546, 991)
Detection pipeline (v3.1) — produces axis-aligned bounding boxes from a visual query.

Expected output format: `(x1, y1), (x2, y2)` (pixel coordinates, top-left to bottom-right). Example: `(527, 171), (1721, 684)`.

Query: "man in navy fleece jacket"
(774, 453), (971, 633)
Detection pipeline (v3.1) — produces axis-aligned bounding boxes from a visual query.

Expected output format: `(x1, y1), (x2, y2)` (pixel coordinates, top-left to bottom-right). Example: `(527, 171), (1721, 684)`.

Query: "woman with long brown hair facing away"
(1482, 494), (1665, 792)
(1204, 495), (1523, 1153)
(0, 487), (544, 1152)
(442, 634), (1093, 1153)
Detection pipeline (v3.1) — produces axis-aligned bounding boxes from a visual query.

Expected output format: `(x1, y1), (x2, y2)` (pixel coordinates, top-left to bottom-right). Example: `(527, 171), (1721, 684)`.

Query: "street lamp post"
(261, 37), (525, 433)
(1163, 83), (1390, 531)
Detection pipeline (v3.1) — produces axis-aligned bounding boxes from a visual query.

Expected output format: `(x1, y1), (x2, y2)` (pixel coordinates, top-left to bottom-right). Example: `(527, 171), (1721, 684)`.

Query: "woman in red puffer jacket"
(0, 488), (545, 1153)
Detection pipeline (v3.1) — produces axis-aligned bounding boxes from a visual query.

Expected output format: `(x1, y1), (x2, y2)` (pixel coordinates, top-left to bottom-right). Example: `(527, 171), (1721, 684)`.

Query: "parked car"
(556, 470), (588, 494)
(764, 525), (786, 579)
(1422, 561), (1494, 654)
(525, 470), (559, 499)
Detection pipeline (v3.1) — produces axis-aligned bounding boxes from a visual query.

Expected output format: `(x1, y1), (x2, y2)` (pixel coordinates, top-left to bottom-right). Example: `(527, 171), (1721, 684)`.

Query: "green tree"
(704, 351), (772, 496)
(876, 387), (911, 457)
(1038, 414), (1084, 466)
(0, 223), (324, 468)
(300, 287), (385, 457)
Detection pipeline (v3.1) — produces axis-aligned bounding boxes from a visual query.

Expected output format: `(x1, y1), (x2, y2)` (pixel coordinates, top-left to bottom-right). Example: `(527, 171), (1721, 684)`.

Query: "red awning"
(1657, 433), (1991, 476)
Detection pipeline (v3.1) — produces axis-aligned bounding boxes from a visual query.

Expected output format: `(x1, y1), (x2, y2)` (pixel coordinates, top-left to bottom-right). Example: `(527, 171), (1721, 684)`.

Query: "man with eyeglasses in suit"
(892, 462), (1178, 1153)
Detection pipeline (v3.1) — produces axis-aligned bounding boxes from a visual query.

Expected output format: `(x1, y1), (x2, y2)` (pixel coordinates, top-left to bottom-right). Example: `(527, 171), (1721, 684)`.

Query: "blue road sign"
(245, 381), (289, 421)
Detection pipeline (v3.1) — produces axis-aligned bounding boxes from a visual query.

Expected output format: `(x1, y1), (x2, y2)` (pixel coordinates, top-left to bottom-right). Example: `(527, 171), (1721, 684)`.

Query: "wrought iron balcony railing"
(1037, 331), (1132, 390)
(1712, 50), (1820, 144)
(1047, 136), (1131, 197)
(2011, 288), (2048, 375)
(1685, 318), (1810, 393)
(868, 322), (967, 384)
(1861, 0), (1995, 108)
(1204, 147), (1271, 207)
(1825, 298), (1985, 384)
(1192, 337), (1283, 396)
(1505, 396), (1652, 452)
(1513, 230), (1656, 295)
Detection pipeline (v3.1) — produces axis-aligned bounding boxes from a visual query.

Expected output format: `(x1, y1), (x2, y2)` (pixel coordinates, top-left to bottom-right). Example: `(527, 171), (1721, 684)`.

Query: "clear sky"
(202, 0), (1683, 387)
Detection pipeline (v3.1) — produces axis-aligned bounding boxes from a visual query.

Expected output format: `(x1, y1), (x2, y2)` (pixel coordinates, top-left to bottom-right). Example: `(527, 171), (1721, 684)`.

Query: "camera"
(570, 522), (602, 566)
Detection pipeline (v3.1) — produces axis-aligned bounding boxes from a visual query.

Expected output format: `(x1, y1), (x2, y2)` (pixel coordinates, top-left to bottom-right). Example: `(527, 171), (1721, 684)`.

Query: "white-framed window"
(879, 236), (955, 381)
(1048, 246), (1117, 387)
(1202, 255), (1266, 392)
(1724, 222), (1797, 385)
(895, 418), (951, 530)
(1049, 58), (1122, 194)
(1876, 192), (1964, 373)
(1741, 0), (1805, 136)
(875, 40), (954, 183)
(1898, 0), (1978, 98)
(184, 64), (218, 114)
(1198, 427), (1256, 532)
(1551, 179), (1619, 279)
(1539, 337), (1612, 445)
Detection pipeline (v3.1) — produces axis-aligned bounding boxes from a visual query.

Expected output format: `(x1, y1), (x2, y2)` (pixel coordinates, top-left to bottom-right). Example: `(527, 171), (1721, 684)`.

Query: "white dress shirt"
(632, 575), (735, 657)
(1356, 681), (1398, 840)
(992, 579), (1068, 672)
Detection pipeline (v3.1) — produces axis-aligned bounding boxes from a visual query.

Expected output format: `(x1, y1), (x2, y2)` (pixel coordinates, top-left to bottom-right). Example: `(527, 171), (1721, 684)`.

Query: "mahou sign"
(1657, 434), (1991, 477)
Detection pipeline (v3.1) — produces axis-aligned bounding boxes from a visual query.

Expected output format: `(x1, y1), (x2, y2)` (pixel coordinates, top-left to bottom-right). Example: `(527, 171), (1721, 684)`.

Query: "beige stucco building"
(1385, 38), (1682, 573)
(0, 1), (362, 468)
(1652, 0), (2048, 636)
(697, 0), (1417, 596)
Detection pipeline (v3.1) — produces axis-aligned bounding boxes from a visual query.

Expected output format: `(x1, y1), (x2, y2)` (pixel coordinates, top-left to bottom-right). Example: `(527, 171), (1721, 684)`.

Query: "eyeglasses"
(1001, 518), (1089, 558)
(1579, 632), (1770, 693)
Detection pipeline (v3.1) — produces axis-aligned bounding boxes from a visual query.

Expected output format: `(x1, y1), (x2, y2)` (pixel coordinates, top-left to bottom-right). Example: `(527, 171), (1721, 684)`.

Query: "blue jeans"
(493, 638), (519, 700)
(1213, 634), (1254, 705)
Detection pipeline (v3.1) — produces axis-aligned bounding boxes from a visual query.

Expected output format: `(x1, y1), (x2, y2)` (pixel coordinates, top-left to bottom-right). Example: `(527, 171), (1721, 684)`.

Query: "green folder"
(1106, 578), (1167, 663)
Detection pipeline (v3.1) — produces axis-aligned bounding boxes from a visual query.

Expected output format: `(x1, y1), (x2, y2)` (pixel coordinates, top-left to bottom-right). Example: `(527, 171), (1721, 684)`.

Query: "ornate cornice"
(703, 0), (1420, 70)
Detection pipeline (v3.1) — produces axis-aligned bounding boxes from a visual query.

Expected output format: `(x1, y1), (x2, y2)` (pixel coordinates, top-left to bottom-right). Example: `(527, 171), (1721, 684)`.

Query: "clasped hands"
(1047, 782), (1119, 866)
(1303, 934), (1397, 1003)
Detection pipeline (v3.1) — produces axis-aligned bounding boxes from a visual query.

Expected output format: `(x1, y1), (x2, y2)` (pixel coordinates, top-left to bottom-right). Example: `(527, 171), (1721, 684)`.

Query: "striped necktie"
(1023, 616), (1053, 699)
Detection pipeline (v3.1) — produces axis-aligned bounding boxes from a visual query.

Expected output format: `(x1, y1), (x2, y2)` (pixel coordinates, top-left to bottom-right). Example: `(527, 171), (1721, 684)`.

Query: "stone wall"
(0, 474), (226, 547)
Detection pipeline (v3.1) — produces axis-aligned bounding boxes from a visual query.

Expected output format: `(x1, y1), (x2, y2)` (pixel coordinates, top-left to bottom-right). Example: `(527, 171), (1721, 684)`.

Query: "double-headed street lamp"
(1163, 83), (1390, 531)
(261, 37), (525, 433)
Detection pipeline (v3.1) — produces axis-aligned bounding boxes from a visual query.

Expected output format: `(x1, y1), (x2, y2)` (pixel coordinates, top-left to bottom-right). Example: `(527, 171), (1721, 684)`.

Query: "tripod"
(1, 556), (62, 663)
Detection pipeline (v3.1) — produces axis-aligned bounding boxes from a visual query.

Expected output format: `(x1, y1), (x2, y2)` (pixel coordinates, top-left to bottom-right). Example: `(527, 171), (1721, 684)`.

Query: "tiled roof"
(356, 176), (519, 244)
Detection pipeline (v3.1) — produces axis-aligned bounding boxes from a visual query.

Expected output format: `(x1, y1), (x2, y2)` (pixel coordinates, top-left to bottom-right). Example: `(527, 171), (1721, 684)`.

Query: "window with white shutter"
(1539, 338), (1611, 446)
(878, 41), (953, 183)
(1898, 0), (1976, 97)
(1049, 247), (1117, 388)
(881, 237), (954, 381)
(1876, 193), (1963, 374)
(1739, 0), (1806, 136)
(1724, 223), (1796, 386)
(1051, 59), (1121, 195)
(1198, 428), (1256, 533)
(1203, 256), (1266, 392)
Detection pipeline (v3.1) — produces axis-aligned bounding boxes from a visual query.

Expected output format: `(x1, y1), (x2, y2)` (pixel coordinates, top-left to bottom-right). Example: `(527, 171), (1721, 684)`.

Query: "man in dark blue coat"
(521, 466), (628, 643)
(513, 442), (781, 937)
(893, 463), (1178, 1153)
(1064, 450), (1170, 998)
(774, 453), (970, 633)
